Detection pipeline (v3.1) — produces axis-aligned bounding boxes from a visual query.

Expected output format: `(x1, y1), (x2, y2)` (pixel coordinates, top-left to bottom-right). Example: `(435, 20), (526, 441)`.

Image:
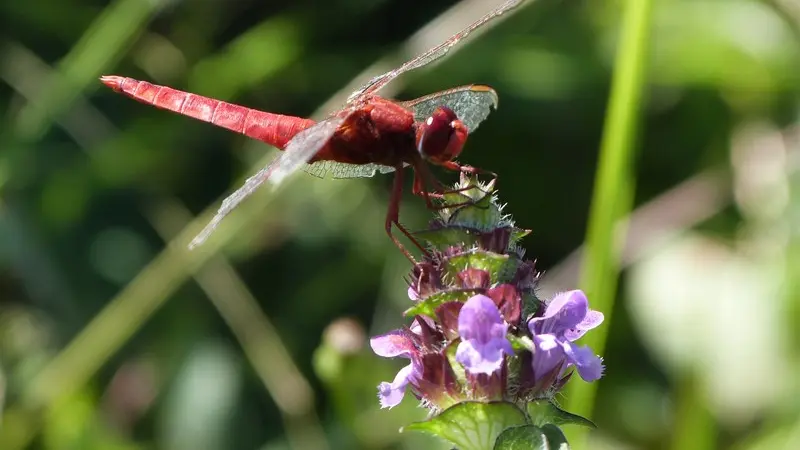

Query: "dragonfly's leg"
(411, 161), (492, 211)
(411, 160), (451, 201)
(386, 168), (431, 263)
(440, 161), (498, 186)
(411, 169), (442, 209)
(440, 161), (497, 178)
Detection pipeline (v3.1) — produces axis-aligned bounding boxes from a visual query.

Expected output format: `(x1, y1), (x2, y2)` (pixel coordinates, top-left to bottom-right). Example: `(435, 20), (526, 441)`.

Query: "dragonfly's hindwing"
(304, 161), (397, 179)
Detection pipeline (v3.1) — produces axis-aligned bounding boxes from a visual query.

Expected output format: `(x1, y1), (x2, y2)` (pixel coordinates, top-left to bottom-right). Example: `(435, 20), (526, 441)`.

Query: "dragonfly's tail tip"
(99, 75), (123, 90)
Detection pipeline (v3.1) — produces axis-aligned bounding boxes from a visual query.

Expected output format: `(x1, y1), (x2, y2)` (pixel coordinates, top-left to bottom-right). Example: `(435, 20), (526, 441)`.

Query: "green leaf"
(404, 290), (473, 318)
(527, 400), (596, 429)
(494, 424), (570, 450)
(540, 425), (570, 448)
(403, 401), (527, 450)
(494, 426), (546, 449)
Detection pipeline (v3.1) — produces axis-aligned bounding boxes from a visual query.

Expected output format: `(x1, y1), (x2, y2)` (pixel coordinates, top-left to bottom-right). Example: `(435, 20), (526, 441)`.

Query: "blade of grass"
(0, 0), (162, 191)
(12, 0), (161, 142)
(145, 199), (330, 450)
(562, 0), (653, 444)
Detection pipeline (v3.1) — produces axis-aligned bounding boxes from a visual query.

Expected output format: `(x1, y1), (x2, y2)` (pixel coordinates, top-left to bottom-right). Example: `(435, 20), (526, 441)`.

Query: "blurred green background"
(1, 0), (799, 449)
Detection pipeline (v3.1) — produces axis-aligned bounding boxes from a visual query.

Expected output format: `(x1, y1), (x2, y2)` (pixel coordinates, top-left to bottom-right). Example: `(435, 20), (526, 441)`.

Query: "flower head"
(370, 175), (605, 417)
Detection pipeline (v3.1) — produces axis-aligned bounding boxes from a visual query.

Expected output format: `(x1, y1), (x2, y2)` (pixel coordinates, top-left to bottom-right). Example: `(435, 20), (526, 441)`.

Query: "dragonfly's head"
(416, 106), (468, 165)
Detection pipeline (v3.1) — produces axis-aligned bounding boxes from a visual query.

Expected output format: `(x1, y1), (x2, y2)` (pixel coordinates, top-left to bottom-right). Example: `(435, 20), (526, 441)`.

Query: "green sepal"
(521, 292), (541, 319)
(416, 225), (531, 254)
(444, 340), (467, 384)
(527, 400), (596, 429)
(437, 177), (502, 232)
(415, 226), (480, 250)
(444, 250), (518, 284)
(404, 290), (473, 318)
(443, 177), (495, 205)
(509, 228), (532, 244)
(447, 197), (501, 232)
(507, 335), (534, 353)
(493, 424), (569, 450)
(403, 401), (527, 450)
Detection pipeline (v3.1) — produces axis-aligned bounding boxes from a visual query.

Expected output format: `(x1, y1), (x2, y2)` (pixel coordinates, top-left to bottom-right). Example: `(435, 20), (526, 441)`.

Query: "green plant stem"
(671, 371), (716, 450)
(563, 0), (653, 443)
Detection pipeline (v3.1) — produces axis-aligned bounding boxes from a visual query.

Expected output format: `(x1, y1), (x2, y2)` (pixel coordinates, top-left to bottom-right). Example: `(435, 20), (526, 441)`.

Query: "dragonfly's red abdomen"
(100, 76), (315, 149)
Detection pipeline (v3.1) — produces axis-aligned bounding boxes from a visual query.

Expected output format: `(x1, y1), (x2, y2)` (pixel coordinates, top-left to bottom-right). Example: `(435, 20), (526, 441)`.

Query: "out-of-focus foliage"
(0, 0), (798, 449)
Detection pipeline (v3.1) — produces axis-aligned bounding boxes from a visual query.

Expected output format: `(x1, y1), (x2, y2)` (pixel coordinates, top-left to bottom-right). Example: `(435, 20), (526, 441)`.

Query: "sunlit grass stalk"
(563, 0), (653, 443)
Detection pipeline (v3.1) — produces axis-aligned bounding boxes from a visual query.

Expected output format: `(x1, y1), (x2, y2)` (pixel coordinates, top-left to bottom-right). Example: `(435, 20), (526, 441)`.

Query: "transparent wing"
(267, 114), (350, 185)
(304, 161), (397, 179)
(188, 114), (349, 249)
(346, 0), (523, 103)
(401, 85), (498, 133)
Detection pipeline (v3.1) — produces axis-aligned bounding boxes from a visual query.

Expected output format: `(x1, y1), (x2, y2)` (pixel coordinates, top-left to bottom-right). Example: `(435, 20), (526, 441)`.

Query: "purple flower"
(456, 295), (514, 375)
(370, 329), (420, 409)
(528, 290), (604, 383)
(371, 318), (460, 409)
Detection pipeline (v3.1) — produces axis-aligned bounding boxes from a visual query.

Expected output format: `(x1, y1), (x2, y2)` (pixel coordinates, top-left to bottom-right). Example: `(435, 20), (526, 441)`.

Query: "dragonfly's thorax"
(314, 96), (417, 167)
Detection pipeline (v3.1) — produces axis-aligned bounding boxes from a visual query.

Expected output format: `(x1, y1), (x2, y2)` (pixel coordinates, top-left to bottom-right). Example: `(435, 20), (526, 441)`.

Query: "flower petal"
(456, 339), (510, 375)
(370, 330), (413, 358)
(531, 334), (565, 380)
(377, 363), (414, 408)
(458, 294), (508, 343)
(562, 341), (604, 382)
(564, 309), (604, 341)
(529, 290), (589, 336)
(456, 295), (512, 375)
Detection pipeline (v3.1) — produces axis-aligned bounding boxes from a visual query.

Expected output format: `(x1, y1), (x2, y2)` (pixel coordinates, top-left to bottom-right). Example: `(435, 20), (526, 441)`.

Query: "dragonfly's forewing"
(347, 0), (524, 103)
(189, 114), (349, 249)
(304, 161), (397, 179)
(401, 85), (498, 133)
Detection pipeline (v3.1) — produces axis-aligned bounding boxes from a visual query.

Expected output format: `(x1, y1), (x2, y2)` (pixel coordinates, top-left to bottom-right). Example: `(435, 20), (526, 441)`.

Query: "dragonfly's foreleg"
(387, 167), (431, 263)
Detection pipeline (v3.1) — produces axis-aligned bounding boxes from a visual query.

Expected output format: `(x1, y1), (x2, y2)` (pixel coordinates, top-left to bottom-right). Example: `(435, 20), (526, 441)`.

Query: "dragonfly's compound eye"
(417, 106), (468, 164)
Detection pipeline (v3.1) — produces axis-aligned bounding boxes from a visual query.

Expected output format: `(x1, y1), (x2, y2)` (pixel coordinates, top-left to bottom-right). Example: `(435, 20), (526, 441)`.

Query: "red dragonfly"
(101, 0), (523, 261)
